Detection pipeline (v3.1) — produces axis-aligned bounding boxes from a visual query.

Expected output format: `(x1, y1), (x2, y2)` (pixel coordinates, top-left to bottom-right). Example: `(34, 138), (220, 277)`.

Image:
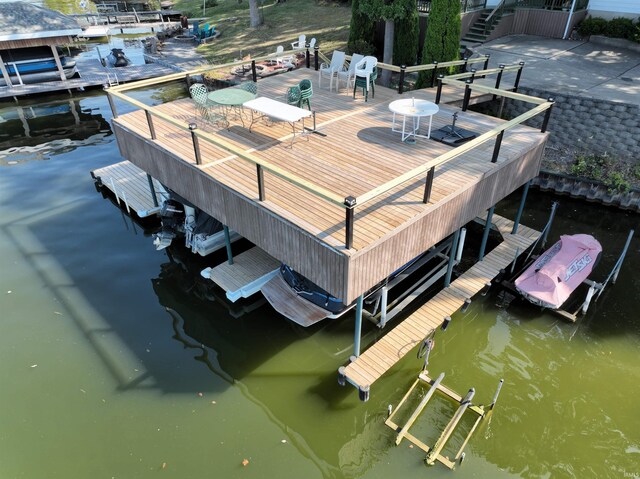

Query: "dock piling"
(256, 164), (266, 201)
(223, 225), (234, 265)
(379, 286), (389, 328)
(423, 167), (435, 204)
(490, 379), (504, 409)
(188, 123), (202, 165)
(479, 206), (495, 261)
(444, 229), (460, 287)
(344, 196), (356, 249)
(353, 294), (364, 357)
(540, 201), (558, 247)
(511, 181), (530, 234)
(146, 174), (159, 207)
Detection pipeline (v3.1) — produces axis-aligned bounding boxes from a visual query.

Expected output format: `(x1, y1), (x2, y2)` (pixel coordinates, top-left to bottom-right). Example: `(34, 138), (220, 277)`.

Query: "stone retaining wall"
(502, 87), (640, 161)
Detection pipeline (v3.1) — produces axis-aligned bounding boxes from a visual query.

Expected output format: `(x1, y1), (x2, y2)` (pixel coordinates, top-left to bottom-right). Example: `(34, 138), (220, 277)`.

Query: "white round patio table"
(388, 98), (439, 142)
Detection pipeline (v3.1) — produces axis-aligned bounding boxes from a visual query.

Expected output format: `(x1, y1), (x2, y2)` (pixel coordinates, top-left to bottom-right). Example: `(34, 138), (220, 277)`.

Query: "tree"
(416, 0), (461, 88)
(393, 0), (419, 67)
(360, 0), (416, 86)
(347, 0), (376, 55)
(248, 0), (262, 28)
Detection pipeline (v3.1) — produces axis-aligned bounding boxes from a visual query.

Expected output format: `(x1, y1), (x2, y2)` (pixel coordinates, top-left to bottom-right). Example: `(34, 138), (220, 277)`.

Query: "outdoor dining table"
(389, 98), (439, 143)
(207, 88), (256, 125)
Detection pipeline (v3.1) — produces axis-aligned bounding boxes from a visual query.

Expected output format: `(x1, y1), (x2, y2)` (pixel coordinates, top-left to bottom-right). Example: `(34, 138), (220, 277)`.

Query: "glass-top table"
(388, 98), (439, 142)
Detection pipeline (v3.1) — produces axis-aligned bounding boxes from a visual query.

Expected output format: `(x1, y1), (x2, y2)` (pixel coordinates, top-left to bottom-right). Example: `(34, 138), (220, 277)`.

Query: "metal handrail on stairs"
(483, 0), (517, 35)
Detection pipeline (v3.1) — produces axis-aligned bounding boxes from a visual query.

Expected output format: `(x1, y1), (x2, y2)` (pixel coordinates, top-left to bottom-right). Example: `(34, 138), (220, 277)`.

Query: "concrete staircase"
(462, 9), (503, 45)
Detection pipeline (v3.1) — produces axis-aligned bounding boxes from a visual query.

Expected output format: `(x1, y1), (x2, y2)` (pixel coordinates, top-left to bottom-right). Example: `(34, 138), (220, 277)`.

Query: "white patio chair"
(318, 50), (346, 92)
(336, 53), (364, 92)
(274, 45), (294, 68)
(307, 37), (316, 50)
(354, 55), (377, 91)
(291, 34), (306, 50)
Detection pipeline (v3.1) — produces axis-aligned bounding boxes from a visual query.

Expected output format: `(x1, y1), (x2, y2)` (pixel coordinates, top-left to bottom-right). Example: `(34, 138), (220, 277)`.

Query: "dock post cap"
(188, 123), (198, 130)
(344, 196), (357, 208)
(441, 316), (452, 331)
(337, 366), (346, 386)
(349, 355), (357, 363)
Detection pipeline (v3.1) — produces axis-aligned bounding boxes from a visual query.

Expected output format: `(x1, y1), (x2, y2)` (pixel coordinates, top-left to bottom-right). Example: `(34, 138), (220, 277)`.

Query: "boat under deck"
(111, 68), (548, 304)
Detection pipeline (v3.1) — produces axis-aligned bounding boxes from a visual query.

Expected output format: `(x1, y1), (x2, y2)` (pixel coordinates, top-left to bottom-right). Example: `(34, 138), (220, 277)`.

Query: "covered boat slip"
(110, 67), (550, 305)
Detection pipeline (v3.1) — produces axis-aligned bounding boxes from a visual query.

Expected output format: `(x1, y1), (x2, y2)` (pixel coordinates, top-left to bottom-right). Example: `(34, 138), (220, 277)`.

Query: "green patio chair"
(286, 85), (302, 107)
(298, 79), (312, 110)
(189, 83), (228, 128)
(239, 81), (258, 99)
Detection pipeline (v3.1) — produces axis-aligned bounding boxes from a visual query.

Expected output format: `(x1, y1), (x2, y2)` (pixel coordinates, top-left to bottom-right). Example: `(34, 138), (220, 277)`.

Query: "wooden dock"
(111, 68), (549, 305)
(0, 57), (176, 99)
(341, 214), (540, 393)
(203, 247), (280, 302)
(91, 160), (164, 217)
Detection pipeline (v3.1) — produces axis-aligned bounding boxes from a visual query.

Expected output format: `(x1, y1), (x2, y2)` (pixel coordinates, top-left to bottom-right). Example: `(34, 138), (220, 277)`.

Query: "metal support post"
(511, 181), (530, 234)
(256, 164), (265, 201)
(540, 201), (558, 248)
(379, 286), (388, 328)
(460, 56), (469, 74)
(492, 130), (504, 163)
(185, 73), (191, 88)
(513, 61), (525, 92)
(469, 68), (477, 83)
(106, 90), (118, 118)
(344, 196), (356, 249)
(146, 174), (158, 207)
(251, 60), (257, 82)
(444, 229), (460, 287)
(145, 110), (156, 139)
(435, 74), (444, 104)
(188, 123), (202, 165)
(462, 79), (472, 112)
(223, 225), (234, 265)
(423, 166), (435, 204)
(612, 230), (634, 283)
(493, 64), (505, 99)
(305, 47), (310, 68)
(314, 46), (319, 70)
(398, 65), (406, 94)
(483, 53), (490, 70)
(354, 294), (364, 357)
(478, 206), (495, 261)
(457, 227), (466, 261)
(430, 61), (438, 87)
(541, 97), (555, 133)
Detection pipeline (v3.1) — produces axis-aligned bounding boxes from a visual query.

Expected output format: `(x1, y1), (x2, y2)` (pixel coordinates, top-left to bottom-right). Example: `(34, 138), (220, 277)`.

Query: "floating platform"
(91, 160), (164, 217)
(340, 214), (540, 395)
(0, 57), (176, 99)
(201, 247), (280, 302)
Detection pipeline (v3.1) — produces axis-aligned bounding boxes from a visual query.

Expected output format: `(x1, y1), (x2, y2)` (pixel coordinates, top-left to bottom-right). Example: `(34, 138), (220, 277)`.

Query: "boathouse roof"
(0, 2), (81, 47)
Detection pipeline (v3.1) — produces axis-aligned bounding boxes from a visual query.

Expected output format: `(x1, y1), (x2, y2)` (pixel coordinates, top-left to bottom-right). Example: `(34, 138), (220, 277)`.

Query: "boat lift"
(385, 368), (503, 470)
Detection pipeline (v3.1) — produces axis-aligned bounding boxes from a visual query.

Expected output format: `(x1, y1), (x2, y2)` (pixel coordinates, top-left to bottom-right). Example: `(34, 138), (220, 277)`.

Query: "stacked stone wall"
(502, 87), (640, 161)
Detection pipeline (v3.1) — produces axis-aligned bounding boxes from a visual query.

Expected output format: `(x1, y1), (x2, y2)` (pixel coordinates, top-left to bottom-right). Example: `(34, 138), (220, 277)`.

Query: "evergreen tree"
(393, 0), (419, 67)
(416, 0), (461, 88)
(347, 0), (375, 55)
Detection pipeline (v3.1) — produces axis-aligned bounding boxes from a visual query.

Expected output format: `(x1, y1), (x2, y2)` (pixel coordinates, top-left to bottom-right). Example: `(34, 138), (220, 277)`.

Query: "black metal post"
(185, 73), (191, 88)
(256, 164), (265, 201)
(106, 90), (118, 118)
(460, 56), (469, 74)
(398, 65), (406, 94)
(469, 68), (477, 83)
(314, 46), (319, 70)
(344, 196), (356, 250)
(305, 47), (310, 68)
(541, 97), (555, 133)
(513, 61), (525, 92)
(512, 180), (530, 234)
(462, 79), (472, 112)
(430, 61), (438, 88)
(435, 74), (444, 104)
(423, 166), (435, 204)
(483, 53), (490, 70)
(145, 110), (156, 139)
(493, 64), (505, 100)
(147, 174), (158, 207)
(463, 0), (469, 12)
(491, 130), (504, 163)
(251, 60), (257, 82)
(188, 123), (202, 165)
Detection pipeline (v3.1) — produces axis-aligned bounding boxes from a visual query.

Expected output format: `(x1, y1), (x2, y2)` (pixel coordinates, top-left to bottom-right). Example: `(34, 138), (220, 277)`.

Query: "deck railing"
(106, 50), (553, 251)
(417, 0), (486, 14)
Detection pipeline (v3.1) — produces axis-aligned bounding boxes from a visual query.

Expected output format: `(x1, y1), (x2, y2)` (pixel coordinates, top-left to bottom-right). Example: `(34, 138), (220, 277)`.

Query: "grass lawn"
(174, 0), (352, 63)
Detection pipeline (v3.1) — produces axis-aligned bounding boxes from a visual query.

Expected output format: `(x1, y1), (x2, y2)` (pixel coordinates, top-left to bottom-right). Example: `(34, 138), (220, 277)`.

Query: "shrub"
(606, 17), (636, 41)
(393, 0), (419, 66)
(577, 16), (608, 37)
(605, 172), (631, 194)
(347, 0), (376, 56)
(347, 39), (376, 56)
(570, 153), (609, 181)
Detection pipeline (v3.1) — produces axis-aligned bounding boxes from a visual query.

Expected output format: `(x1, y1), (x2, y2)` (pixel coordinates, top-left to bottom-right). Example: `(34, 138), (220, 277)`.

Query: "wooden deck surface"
(114, 68), (545, 254)
(342, 214), (540, 391)
(91, 160), (163, 217)
(207, 246), (280, 293)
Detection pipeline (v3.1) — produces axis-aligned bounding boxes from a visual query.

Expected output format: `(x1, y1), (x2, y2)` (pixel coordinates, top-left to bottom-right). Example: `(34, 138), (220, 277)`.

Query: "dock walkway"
(342, 214), (540, 392)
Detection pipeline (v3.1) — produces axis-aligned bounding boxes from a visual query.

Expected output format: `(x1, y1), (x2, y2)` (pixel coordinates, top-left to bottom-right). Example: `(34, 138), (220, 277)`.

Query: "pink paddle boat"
(514, 234), (602, 310)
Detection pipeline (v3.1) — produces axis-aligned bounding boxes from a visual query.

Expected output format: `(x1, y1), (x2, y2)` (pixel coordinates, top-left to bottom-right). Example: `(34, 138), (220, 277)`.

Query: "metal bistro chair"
(239, 80), (258, 98)
(298, 79), (313, 110)
(189, 83), (227, 128)
(286, 85), (302, 107)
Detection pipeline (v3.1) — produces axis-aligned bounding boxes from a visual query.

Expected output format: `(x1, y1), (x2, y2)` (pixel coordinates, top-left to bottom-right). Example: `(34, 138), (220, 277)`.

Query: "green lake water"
(1, 89), (639, 479)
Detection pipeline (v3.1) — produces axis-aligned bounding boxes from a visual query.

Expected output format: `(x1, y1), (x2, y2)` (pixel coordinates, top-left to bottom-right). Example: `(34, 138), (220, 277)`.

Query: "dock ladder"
(385, 371), (503, 470)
